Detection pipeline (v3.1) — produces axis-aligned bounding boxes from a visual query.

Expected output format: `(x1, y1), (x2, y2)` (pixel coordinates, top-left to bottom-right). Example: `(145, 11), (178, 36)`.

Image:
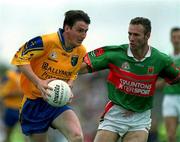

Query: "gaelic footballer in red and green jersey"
(84, 44), (180, 112)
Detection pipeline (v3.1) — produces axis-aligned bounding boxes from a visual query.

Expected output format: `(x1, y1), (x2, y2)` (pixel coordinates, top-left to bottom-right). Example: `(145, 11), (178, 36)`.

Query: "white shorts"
(98, 101), (151, 137)
(162, 95), (180, 121)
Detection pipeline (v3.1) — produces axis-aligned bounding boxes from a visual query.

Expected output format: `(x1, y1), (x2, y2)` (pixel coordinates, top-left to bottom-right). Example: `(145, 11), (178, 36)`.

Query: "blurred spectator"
(0, 69), (24, 142)
(156, 27), (180, 142)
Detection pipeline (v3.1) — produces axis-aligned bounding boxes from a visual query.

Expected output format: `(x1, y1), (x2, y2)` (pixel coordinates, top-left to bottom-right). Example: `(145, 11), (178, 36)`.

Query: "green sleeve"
(84, 47), (110, 72)
(159, 56), (180, 84)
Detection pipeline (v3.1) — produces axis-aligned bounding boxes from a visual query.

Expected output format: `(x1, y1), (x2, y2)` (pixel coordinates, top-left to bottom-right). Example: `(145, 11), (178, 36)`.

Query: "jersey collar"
(127, 45), (151, 62)
(57, 28), (73, 52)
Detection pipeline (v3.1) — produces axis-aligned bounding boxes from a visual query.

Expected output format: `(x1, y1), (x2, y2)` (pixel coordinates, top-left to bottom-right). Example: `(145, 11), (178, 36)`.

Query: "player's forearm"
(155, 79), (166, 90)
(67, 79), (74, 89)
(17, 64), (41, 87)
(79, 62), (89, 74)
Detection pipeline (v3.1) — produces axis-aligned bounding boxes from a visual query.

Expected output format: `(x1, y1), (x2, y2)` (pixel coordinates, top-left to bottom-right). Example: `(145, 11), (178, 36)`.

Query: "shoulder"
(103, 44), (128, 51)
(75, 45), (87, 57)
(87, 44), (128, 58)
(93, 44), (128, 53)
(151, 47), (173, 65)
(20, 35), (45, 56)
(78, 45), (86, 53)
(26, 36), (44, 49)
(41, 32), (58, 44)
(151, 47), (171, 60)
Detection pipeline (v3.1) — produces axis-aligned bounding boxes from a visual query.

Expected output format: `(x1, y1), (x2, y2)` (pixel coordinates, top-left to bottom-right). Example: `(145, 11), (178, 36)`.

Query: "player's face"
(128, 24), (150, 50)
(171, 30), (180, 50)
(65, 21), (89, 47)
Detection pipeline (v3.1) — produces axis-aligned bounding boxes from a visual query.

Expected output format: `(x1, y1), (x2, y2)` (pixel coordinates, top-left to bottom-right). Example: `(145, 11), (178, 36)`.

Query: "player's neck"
(63, 34), (74, 52)
(58, 29), (73, 52)
(131, 45), (149, 60)
(64, 40), (74, 51)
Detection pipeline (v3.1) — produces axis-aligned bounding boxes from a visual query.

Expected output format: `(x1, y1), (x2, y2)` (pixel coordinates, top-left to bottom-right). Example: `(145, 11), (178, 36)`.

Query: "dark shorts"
(3, 107), (19, 127)
(20, 98), (71, 135)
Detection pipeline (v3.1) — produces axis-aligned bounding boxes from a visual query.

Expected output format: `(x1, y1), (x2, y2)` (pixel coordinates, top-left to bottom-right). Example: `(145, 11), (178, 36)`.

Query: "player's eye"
(78, 29), (84, 33)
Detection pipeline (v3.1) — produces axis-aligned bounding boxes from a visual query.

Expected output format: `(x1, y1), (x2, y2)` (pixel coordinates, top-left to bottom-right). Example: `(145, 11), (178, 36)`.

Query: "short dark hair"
(170, 27), (180, 36)
(63, 10), (90, 29)
(130, 17), (151, 34)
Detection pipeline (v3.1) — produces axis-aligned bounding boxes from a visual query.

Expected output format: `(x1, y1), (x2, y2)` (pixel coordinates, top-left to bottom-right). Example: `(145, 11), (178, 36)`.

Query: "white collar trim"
(127, 45), (151, 61)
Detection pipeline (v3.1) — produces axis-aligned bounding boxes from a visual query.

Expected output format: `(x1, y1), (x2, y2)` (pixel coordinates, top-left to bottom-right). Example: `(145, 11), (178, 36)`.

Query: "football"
(46, 79), (72, 107)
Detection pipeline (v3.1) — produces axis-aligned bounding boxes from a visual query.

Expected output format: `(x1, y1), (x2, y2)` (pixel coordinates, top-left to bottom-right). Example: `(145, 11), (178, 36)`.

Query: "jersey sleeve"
(11, 36), (45, 65)
(83, 47), (110, 72)
(159, 57), (180, 84)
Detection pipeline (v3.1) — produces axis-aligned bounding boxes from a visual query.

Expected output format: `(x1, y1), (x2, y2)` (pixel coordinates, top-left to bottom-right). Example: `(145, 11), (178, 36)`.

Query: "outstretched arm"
(79, 62), (89, 74)
(155, 79), (166, 90)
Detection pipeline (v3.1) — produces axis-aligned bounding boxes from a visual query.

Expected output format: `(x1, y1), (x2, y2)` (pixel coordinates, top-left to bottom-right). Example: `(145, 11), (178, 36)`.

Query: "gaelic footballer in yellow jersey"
(11, 29), (86, 99)
(11, 10), (90, 141)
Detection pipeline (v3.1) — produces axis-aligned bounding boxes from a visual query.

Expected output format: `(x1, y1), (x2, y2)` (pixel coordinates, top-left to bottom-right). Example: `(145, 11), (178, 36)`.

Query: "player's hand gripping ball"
(46, 80), (72, 107)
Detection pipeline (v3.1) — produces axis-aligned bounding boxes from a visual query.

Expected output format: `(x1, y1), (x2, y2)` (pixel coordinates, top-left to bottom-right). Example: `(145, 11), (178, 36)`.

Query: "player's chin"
(130, 44), (138, 50)
(75, 41), (83, 46)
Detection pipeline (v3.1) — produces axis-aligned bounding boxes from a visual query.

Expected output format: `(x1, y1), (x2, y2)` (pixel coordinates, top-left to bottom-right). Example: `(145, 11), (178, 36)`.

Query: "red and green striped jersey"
(84, 44), (180, 112)
(163, 55), (180, 95)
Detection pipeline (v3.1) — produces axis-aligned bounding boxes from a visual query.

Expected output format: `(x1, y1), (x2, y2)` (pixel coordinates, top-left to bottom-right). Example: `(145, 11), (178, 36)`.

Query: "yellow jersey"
(11, 29), (86, 99)
(0, 70), (22, 108)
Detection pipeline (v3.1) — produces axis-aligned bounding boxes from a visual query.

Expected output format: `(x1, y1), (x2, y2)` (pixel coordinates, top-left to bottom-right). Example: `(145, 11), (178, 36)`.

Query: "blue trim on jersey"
(58, 28), (65, 45)
(22, 36), (43, 55)
(3, 108), (19, 127)
(20, 98), (71, 135)
(58, 28), (73, 52)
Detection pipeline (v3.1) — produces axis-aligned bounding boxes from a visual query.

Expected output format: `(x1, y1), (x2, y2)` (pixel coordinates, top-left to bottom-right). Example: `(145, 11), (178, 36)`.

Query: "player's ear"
(145, 32), (151, 40)
(64, 25), (70, 32)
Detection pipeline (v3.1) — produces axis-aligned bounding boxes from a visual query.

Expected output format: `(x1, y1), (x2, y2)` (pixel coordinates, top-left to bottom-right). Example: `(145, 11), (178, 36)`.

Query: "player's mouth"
(130, 43), (136, 47)
(77, 40), (83, 44)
